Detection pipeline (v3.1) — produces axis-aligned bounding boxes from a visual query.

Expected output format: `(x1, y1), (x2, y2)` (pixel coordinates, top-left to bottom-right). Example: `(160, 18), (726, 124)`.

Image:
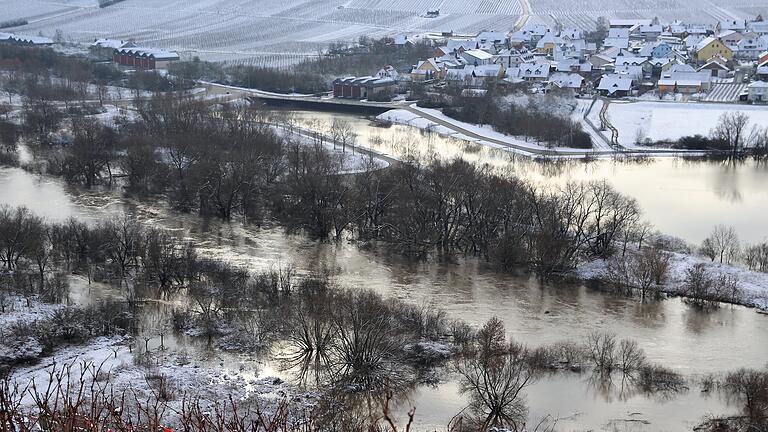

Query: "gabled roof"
(517, 62), (550, 78)
(667, 63), (696, 73)
(614, 56), (648, 66)
(476, 31), (506, 43)
(699, 57), (730, 71)
(446, 39), (478, 52)
(549, 72), (583, 88)
(695, 36), (724, 52)
(10, 34), (54, 44)
(597, 74), (633, 93)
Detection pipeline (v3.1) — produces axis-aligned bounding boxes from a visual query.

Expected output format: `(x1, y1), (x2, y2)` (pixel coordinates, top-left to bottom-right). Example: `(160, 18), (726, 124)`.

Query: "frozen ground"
(606, 101), (768, 147)
(6, 0), (768, 64)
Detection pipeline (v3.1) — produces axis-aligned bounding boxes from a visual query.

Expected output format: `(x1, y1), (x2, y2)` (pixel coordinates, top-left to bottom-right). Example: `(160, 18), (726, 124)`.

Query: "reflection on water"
(2, 155), (767, 430)
(288, 110), (768, 244)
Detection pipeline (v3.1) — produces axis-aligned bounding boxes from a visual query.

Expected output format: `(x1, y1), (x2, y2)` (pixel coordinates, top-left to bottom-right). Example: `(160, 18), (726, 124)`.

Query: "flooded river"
(2, 122), (768, 430)
(288, 110), (768, 245)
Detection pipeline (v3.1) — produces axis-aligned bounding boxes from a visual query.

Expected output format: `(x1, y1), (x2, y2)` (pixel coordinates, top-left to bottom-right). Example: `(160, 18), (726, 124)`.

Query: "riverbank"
(576, 248), (768, 310)
(377, 103), (719, 159)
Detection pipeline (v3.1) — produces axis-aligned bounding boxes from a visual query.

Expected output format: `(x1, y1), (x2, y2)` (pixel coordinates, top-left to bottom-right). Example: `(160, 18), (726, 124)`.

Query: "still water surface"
(288, 110), (768, 245)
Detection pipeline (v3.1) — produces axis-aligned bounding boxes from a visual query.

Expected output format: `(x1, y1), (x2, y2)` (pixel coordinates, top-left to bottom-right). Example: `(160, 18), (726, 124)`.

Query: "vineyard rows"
(7, 0), (768, 64)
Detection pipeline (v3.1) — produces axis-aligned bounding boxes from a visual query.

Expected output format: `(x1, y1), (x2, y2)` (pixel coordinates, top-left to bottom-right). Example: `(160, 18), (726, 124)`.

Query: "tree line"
(7, 93), (642, 276)
(439, 93), (592, 149)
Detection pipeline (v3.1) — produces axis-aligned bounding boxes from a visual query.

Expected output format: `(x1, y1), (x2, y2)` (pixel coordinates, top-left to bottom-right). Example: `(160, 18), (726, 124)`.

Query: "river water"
(2, 117), (768, 430)
(287, 110), (768, 245)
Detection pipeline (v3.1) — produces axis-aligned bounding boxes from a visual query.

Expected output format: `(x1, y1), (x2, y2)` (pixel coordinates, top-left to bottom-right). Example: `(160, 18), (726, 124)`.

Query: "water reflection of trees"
(453, 318), (534, 431)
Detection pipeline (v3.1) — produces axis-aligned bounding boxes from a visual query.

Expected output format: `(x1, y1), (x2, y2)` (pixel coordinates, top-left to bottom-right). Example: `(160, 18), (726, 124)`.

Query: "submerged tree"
(455, 318), (534, 430)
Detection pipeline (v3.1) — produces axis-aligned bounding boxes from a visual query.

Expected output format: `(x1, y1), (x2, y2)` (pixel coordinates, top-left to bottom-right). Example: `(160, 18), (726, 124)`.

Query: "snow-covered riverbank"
(577, 249), (768, 310)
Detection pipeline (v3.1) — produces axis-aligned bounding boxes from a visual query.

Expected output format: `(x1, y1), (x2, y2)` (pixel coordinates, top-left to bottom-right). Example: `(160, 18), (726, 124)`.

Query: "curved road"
(202, 83), (703, 158)
(513, 0), (532, 32)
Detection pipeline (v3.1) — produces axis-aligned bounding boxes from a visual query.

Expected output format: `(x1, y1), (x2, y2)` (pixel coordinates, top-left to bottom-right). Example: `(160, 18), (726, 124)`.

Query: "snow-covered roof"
(615, 56), (648, 66)
(536, 32), (563, 48)
(604, 37), (629, 49)
(665, 71), (712, 83)
(518, 62), (550, 78)
(9, 34), (54, 45)
(476, 31), (506, 43)
(667, 63), (696, 73)
(462, 49), (494, 61)
(614, 65), (643, 79)
(695, 36), (719, 52)
(446, 39), (478, 52)
(91, 38), (131, 49)
(597, 74), (633, 93)
(560, 28), (581, 40)
(719, 20), (747, 31)
(549, 72), (583, 88)
(610, 19), (652, 28)
(608, 28), (631, 39)
(555, 58), (578, 72)
(699, 57), (730, 70)
(472, 64), (502, 76)
(116, 46), (179, 59)
(684, 34), (706, 48)
(638, 24), (663, 34)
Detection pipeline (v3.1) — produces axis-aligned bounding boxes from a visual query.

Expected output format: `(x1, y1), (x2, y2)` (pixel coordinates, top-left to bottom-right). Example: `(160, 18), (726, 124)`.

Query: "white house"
(748, 81), (768, 102)
(597, 74), (633, 96)
(460, 49), (494, 66)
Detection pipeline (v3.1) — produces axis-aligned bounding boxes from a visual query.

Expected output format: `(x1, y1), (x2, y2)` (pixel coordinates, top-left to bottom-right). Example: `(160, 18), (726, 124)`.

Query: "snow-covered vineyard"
(3, 0), (768, 63)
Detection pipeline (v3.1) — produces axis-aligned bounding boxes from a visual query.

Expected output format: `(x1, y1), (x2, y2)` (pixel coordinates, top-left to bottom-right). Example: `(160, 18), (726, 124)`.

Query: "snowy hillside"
(3, 0), (768, 64)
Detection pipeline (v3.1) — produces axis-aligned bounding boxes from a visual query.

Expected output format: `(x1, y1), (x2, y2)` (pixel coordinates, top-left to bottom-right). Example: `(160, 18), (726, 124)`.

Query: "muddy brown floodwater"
(3, 121), (768, 432)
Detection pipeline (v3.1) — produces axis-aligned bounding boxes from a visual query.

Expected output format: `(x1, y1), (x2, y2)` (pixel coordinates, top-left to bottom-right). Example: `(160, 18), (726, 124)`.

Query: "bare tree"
(456, 318), (534, 430)
(703, 225), (740, 264)
(330, 118), (356, 153)
(586, 331), (617, 372)
(712, 112), (750, 157)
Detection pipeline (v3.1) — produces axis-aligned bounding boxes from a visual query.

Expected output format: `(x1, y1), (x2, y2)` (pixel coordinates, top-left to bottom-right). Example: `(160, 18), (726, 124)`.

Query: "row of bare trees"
(10, 93), (646, 275)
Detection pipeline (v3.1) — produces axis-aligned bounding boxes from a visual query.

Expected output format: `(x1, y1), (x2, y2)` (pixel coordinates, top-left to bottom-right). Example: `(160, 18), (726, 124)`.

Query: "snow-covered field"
(5, 0), (521, 64)
(528, 0), (768, 30)
(7, 0), (768, 64)
(607, 101), (768, 147)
